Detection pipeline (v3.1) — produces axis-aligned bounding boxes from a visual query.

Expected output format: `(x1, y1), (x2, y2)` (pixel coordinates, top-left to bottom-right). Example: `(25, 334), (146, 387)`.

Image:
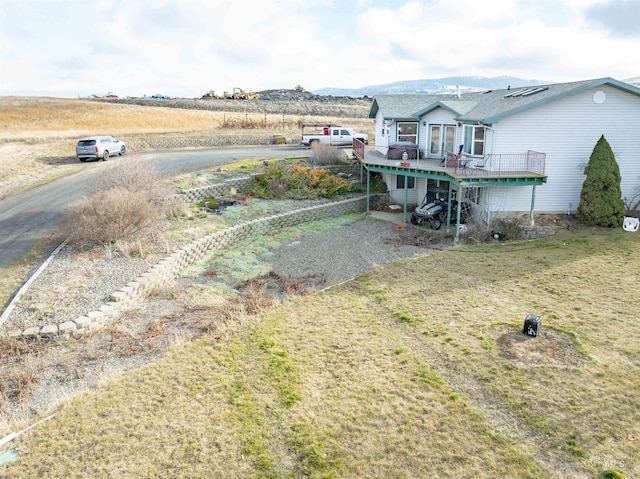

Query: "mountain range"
(313, 75), (640, 97)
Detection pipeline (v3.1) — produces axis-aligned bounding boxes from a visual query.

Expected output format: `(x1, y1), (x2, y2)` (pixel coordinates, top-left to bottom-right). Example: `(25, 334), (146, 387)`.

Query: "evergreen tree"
(577, 135), (625, 227)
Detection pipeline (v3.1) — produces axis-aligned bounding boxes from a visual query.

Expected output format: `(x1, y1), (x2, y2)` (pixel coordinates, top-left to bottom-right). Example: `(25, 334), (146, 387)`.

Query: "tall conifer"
(577, 135), (625, 227)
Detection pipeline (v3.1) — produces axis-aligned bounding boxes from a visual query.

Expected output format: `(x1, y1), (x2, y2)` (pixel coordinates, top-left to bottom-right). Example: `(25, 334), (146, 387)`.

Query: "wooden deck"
(361, 148), (546, 181)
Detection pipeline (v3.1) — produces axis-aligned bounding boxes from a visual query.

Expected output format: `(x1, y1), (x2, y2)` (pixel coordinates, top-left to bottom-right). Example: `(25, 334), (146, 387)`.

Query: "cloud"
(478, 52), (551, 75)
(91, 42), (134, 57)
(584, 0), (640, 38)
(1, 0), (638, 97)
(52, 57), (90, 71)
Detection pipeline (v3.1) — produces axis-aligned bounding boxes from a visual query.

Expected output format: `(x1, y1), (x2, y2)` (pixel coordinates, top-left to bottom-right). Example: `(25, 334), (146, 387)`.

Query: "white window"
(396, 175), (415, 189)
(397, 122), (418, 143)
(463, 125), (485, 155)
(464, 187), (481, 205)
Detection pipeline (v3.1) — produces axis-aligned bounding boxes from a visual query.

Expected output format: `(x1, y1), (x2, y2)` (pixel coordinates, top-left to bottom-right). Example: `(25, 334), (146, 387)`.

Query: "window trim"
(396, 174), (415, 189)
(462, 125), (486, 156)
(397, 121), (418, 144)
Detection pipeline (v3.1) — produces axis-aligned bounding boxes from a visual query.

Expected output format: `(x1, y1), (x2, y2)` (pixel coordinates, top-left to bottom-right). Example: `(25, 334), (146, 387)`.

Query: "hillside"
(94, 92), (372, 117)
(313, 75), (550, 96)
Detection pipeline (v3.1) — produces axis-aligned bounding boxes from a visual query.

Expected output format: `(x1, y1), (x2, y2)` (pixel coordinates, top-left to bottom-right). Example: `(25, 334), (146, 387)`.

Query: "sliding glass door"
(428, 124), (456, 158)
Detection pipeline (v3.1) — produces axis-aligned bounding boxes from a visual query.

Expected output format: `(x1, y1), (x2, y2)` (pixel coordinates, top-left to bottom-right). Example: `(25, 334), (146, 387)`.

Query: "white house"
(359, 77), (640, 225)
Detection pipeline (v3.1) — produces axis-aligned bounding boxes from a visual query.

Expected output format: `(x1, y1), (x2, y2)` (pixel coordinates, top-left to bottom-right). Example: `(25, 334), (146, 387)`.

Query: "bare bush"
(309, 142), (347, 166)
(495, 217), (522, 240)
(91, 159), (169, 206)
(0, 356), (42, 405)
(268, 177), (288, 197)
(61, 187), (159, 246)
(459, 218), (492, 244)
(623, 190), (640, 217)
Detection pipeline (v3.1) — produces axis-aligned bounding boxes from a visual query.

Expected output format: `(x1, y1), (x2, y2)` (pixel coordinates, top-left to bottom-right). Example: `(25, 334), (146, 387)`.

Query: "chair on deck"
(471, 154), (490, 169)
(445, 152), (461, 168)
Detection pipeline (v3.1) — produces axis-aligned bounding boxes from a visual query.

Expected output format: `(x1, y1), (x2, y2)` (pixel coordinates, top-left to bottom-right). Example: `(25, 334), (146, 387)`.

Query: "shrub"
(245, 163), (352, 199)
(91, 159), (168, 206)
(495, 217), (522, 241)
(309, 142), (347, 166)
(197, 197), (219, 210)
(459, 218), (492, 244)
(61, 187), (159, 246)
(268, 177), (289, 197)
(601, 470), (627, 479)
(577, 135), (626, 227)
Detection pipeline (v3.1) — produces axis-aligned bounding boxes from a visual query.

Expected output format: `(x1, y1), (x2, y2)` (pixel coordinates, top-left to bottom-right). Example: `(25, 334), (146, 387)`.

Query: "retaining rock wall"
(519, 225), (555, 239)
(6, 195), (368, 339)
(127, 136), (284, 151)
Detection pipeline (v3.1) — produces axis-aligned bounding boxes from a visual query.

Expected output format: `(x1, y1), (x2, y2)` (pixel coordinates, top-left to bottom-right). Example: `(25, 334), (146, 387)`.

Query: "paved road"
(0, 145), (311, 273)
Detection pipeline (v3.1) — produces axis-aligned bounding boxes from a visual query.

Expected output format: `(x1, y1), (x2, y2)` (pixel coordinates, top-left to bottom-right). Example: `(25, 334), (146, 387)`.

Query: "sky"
(0, 0), (639, 98)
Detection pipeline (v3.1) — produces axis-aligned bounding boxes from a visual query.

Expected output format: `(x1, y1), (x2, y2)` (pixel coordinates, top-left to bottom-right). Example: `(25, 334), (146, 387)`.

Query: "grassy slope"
(4, 229), (639, 478)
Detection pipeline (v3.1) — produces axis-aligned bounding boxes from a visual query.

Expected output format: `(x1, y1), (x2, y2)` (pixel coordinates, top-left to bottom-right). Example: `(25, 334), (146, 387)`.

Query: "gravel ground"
(5, 246), (156, 332)
(0, 210), (450, 429)
(267, 216), (435, 287)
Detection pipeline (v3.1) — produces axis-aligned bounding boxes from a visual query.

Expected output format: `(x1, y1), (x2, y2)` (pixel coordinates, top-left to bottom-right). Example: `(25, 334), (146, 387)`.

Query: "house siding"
(383, 173), (421, 205)
(373, 111), (391, 153)
(488, 85), (640, 214)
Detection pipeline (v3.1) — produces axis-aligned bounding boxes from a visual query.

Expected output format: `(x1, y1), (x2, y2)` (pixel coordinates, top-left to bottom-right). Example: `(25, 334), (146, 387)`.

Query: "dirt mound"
(496, 327), (586, 367)
(256, 89), (370, 102)
(519, 213), (579, 232)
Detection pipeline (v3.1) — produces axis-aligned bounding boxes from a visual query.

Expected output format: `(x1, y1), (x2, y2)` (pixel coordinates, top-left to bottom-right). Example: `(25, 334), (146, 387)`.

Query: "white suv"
(76, 136), (126, 162)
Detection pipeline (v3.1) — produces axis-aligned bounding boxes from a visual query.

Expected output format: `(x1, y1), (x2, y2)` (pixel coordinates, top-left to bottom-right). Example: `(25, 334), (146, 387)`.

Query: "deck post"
(455, 187), (463, 243)
(447, 182), (453, 227)
(404, 175), (408, 223)
(366, 167), (370, 212)
(529, 185), (536, 226)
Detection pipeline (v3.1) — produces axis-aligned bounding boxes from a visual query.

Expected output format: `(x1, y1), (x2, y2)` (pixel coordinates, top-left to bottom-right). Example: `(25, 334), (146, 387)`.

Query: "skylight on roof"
(503, 86), (548, 98)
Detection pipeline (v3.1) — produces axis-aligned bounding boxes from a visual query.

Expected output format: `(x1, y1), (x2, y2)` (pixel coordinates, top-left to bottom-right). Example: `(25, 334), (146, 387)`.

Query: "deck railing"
(480, 150), (546, 176)
(353, 138), (366, 161)
(444, 150), (546, 177)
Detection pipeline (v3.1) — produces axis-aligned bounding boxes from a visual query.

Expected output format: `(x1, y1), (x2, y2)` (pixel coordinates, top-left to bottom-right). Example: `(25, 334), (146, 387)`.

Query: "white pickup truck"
(301, 123), (368, 147)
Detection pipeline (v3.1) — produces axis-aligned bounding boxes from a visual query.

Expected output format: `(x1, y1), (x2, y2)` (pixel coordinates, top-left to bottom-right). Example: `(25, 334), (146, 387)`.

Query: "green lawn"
(3, 228), (639, 478)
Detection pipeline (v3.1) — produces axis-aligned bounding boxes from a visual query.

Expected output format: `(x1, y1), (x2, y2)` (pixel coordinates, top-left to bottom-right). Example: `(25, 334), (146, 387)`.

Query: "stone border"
(126, 136), (283, 151)
(519, 225), (555, 239)
(181, 175), (259, 202)
(4, 195), (368, 339)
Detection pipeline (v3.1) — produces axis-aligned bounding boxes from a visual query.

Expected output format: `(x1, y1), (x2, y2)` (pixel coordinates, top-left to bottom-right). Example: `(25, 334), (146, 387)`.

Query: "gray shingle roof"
(368, 77), (640, 124)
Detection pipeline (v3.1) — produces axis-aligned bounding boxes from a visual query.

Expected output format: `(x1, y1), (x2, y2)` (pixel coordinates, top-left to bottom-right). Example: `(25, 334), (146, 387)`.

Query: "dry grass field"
(2, 228), (639, 478)
(0, 96), (372, 200)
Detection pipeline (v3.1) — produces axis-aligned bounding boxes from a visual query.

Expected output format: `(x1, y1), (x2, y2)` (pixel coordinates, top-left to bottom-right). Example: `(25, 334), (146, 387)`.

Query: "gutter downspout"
(530, 185), (536, 226)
